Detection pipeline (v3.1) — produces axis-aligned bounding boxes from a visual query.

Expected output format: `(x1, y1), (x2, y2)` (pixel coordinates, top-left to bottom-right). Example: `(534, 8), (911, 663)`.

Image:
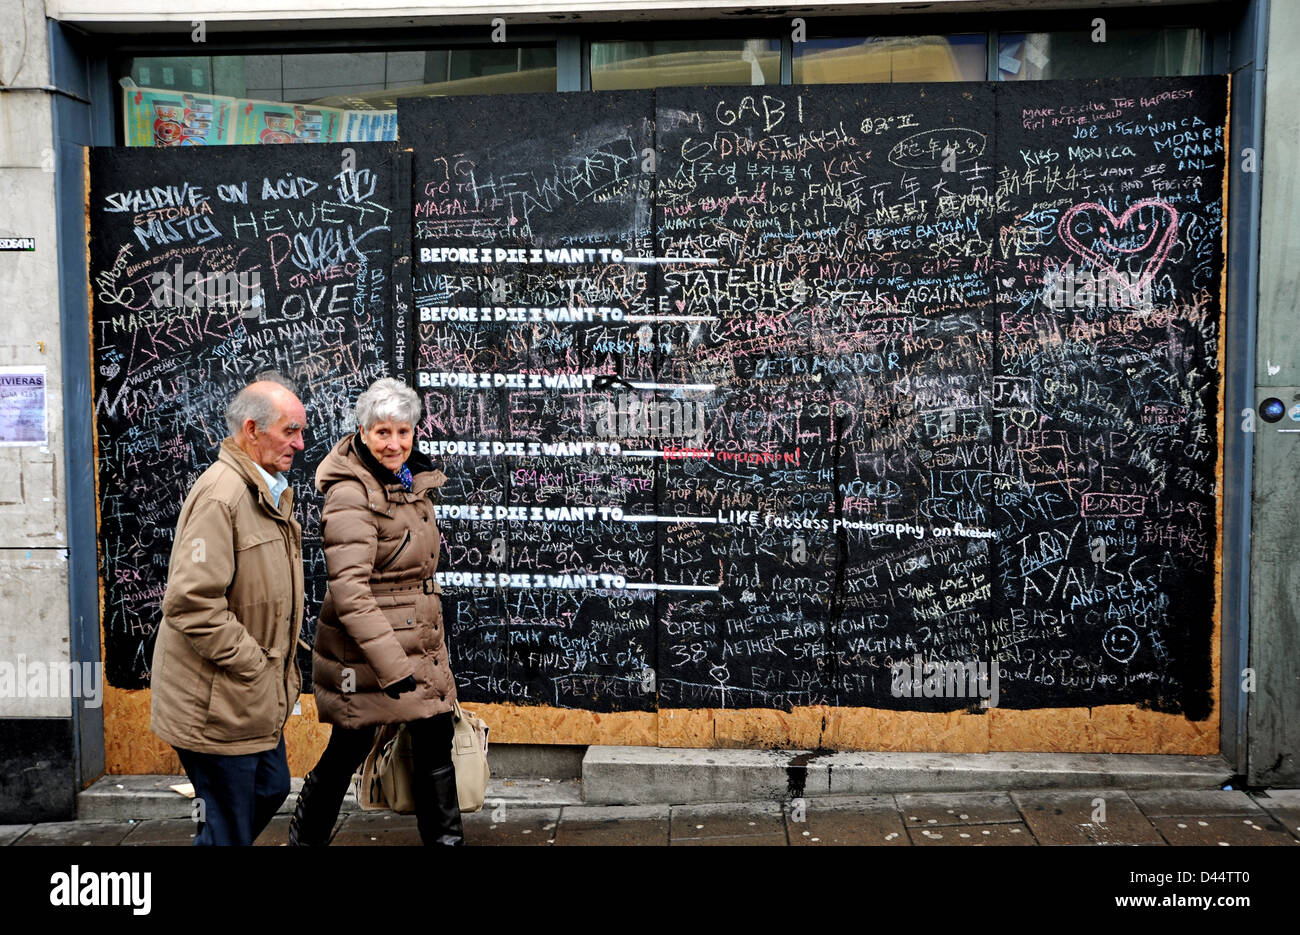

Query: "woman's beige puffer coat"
(310, 433), (456, 727)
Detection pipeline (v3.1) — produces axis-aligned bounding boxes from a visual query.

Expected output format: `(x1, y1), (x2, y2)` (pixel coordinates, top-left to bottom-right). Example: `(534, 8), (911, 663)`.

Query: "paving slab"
(896, 792), (1021, 827)
(908, 822), (1037, 845)
(787, 798), (909, 846)
(670, 802), (785, 842)
(487, 778), (584, 807)
(77, 775), (582, 821)
(11, 820), (134, 846)
(461, 807), (560, 846)
(585, 747), (794, 804)
(0, 825), (32, 846)
(583, 747), (1232, 804)
(78, 774), (308, 821)
(331, 826), (424, 846)
(331, 810), (422, 845)
(1258, 808), (1300, 841)
(674, 832), (788, 846)
(1129, 789), (1266, 818)
(1253, 791), (1300, 840)
(1256, 789), (1300, 807)
(554, 805), (669, 846)
(1151, 815), (1300, 846)
(800, 794), (897, 811)
(253, 815), (296, 846)
(1013, 791), (1164, 846)
(119, 818), (197, 846)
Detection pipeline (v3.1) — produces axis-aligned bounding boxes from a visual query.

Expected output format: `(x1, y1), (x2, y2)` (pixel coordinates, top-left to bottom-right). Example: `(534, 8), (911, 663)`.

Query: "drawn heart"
(1056, 199), (1179, 303)
(99, 362), (120, 379)
(1000, 277), (1015, 287)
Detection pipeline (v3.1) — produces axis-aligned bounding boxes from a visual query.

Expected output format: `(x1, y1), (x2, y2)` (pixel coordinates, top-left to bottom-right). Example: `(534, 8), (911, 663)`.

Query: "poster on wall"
(124, 84), (399, 146)
(0, 367), (47, 446)
(122, 86), (236, 146)
(341, 109), (398, 142)
(233, 100), (345, 144)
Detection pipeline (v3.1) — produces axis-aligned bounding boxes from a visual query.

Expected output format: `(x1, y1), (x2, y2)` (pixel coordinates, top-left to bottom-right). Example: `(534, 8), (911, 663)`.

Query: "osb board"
(103, 688), (656, 774)
(106, 687), (334, 777)
(654, 704), (1218, 754)
(460, 703), (656, 746)
(105, 691), (1217, 774)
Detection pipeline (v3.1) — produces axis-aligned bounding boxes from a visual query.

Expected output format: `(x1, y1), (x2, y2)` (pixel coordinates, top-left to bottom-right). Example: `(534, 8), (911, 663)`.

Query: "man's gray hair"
(254, 370), (298, 394)
(356, 378), (421, 430)
(224, 372), (296, 437)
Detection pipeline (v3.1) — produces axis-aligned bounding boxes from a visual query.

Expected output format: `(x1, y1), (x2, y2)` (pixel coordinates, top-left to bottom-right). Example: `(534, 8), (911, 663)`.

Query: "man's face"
(246, 396), (306, 474)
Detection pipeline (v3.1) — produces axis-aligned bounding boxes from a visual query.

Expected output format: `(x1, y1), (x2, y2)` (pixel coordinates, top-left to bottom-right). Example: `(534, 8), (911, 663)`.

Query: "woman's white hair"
(355, 377), (421, 429)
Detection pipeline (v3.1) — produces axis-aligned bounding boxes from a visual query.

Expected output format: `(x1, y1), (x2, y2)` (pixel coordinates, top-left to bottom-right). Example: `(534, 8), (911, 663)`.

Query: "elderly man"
(151, 374), (307, 846)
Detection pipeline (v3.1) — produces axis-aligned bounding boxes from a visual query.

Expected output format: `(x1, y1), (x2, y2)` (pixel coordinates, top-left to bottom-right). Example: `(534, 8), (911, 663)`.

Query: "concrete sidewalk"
(5, 787), (1300, 846)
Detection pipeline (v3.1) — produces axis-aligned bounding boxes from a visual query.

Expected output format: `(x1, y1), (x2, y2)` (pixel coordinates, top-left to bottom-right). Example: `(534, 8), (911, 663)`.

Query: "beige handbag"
(352, 724), (408, 812)
(378, 725), (417, 814)
(451, 700), (491, 813)
(351, 707), (489, 814)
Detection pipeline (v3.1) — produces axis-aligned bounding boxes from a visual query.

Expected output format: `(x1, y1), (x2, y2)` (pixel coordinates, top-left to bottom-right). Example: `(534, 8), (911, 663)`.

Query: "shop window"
(127, 48), (556, 104)
(793, 35), (987, 84)
(998, 28), (1202, 80)
(122, 47), (557, 145)
(591, 39), (780, 90)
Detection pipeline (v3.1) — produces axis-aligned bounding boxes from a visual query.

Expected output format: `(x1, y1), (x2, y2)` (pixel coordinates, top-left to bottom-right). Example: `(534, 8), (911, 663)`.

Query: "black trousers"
(303, 712), (454, 833)
(175, 734), (290, 846)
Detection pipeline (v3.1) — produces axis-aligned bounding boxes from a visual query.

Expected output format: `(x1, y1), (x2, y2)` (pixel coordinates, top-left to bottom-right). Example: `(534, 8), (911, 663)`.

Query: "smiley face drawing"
(1102, 625), (1139, 663)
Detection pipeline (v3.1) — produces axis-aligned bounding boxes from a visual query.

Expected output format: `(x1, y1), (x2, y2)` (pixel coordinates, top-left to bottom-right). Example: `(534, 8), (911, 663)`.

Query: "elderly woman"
(288, 377), (461, 846)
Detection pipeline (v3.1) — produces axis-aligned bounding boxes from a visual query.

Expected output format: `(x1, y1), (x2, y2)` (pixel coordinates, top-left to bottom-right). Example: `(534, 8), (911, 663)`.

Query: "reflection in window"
(998, 29), (1202, 80)
(126, 47), (557, 109)
(794, 35), (987, 84)
(591, 39), (780, 90)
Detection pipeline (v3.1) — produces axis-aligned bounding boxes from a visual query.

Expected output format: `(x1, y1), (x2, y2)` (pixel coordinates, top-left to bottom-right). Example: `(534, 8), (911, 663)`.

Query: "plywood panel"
(105, 688), (1220, 773)
(103, 688), (657, 774)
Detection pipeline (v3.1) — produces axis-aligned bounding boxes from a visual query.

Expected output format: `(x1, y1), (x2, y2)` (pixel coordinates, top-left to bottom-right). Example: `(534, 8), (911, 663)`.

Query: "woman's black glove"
(383, 675), (418, 699)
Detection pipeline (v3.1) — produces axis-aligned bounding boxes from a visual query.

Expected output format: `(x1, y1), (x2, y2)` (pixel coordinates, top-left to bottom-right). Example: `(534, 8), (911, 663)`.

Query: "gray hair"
(254, 370), (298, 394)
(225, 384), (280, 437)
(355, 378), (421, 430)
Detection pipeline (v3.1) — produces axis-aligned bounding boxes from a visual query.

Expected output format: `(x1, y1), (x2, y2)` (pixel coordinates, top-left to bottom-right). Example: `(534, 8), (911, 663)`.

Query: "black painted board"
(990, 76), (1227, 715)
(401, 92), (659, 711)
(396, 77), (1228, 720)
(88, 142), (400, 690)
(655, 84), (998, 711)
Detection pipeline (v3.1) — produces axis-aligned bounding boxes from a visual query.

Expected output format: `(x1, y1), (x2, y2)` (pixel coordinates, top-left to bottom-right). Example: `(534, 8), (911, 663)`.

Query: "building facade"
(0, 0), (1290, 822)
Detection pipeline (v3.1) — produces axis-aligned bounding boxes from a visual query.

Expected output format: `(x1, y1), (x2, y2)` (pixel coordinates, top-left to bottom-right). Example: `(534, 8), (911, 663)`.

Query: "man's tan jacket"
(150, 437), (305, 755)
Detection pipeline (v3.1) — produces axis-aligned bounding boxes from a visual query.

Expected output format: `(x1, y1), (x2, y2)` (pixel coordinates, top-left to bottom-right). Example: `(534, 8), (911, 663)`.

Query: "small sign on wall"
(0, 367), (47, 446)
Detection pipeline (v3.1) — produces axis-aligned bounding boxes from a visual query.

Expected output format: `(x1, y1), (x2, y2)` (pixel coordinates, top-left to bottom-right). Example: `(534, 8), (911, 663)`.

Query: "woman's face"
(361, 420), (413, 473)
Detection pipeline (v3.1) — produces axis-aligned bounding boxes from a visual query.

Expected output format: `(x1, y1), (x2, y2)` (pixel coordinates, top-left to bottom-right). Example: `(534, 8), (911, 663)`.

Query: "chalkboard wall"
(90, 143), (402, 689)
(92, 78), (1226, 727)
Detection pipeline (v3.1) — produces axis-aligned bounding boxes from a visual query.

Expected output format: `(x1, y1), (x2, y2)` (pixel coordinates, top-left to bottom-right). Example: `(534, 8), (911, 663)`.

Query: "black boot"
(287, 771), (344, 846)
(416, 765), (464, 846)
